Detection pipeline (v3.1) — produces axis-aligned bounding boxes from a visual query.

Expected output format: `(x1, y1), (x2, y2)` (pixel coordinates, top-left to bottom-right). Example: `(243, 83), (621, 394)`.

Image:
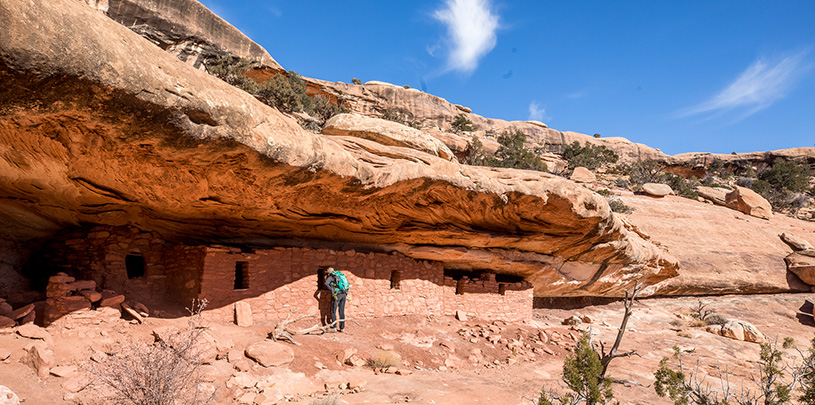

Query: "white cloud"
(528, 101), (548, 122)
(677, 51), (810, 120)
(433, 0), (499, 74)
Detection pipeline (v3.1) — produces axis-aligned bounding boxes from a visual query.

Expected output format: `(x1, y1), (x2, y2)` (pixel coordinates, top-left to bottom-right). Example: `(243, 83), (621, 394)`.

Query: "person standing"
(324, 267), (350, 332)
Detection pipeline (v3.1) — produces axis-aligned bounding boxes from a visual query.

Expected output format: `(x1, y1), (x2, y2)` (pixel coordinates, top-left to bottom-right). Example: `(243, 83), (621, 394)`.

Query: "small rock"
(50, 365), (78, 378)
(227, 349), (244, 363)
(78, 290), (102, 303)
(234, 359), (253, 372)
(562, 316), (582, 326)
(336, 348), (357, 363)
(781, 232), (814, 251)
(121, 303), (143, 323)
(62, 375), (90, 393)
(24, 341), (54, 378)
(99, 293), (125, 307)
(345, 354), (366, 367)
(17, 324), (51, 341)
(9, 304), (34, 320)
(377, 343), (394, 351)
(234, 302), (253, 327)
(348, 378), (368, 390)
(455, 310), (468, 322)
(0, 316), (14, 329)
(396, 369), (413, 375)
(315, 361), (326, 370)
(245, 341), (294, 368)
(49, 275), (75, 284)
(0, 348), (10, 361)
(238, 392), (257, 404)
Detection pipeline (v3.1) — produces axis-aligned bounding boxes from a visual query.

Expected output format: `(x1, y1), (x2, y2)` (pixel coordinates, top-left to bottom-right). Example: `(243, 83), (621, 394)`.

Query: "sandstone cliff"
(0, 0), (677, 298)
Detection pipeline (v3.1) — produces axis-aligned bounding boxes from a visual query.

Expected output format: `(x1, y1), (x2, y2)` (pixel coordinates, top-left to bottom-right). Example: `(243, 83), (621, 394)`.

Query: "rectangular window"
(390, 270), (401, 290)
(498, 283), (507, 296)
(234, 262), (249, 290)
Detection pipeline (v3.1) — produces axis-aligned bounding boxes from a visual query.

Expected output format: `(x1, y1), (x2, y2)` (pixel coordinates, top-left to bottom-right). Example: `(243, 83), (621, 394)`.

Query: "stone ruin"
(4, 225), (533, 327)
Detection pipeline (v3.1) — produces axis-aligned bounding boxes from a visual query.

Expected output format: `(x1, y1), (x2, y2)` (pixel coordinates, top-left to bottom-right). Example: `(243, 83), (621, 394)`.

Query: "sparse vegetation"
(539, 283), (641, 405)
(464, 130), (548, 172)
(608, 199), (634, 214)
(626, 159), (665, 185)
(561, 141), (619, 169)
(86, 299), (214, 405)
(749, 158), (814, 212)
(665, 174), (700, 200)
(351, 78), (362, 85)
(381, 107), (422, 129)
(205, 57), (346, 129)
(368, 350), (403, 369)
(654, 337), (814, 405)
(451, 113), (478, 133)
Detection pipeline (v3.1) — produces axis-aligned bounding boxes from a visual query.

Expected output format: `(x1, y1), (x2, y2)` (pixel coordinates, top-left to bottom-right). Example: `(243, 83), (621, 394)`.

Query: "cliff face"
(78, 0), (281, 70)
(0, 0), (678, 298)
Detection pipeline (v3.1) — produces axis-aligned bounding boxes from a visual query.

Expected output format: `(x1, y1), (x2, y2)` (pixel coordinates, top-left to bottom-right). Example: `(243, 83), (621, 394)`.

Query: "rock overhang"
(0, 0), (678, 297)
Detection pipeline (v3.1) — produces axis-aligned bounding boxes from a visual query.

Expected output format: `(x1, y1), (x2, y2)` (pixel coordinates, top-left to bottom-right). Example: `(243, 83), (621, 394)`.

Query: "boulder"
(786, 250), (815, 285)
(0, 385), (20, 405)
(696, 186), (730, 205)
(455, 105), (472, 113)
(0, 302), (12, 317)
(710, 320), (764, 343)
(244, 341), (294, 368)
(57, 296), (92, 312)
(234, 301), (253, 327)
(725, 186), (773, 219)
(570, 167), (596, 183)
(322, 113), (456, 161)
(642, 183), (673, 197)
(781, 233), (814, 251)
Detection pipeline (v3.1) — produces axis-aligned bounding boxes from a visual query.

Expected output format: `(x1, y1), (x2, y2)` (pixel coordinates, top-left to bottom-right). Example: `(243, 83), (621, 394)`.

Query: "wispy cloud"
(433, 0), (500, 74)
(528, 101), (548, 122)
(677, 51), (810, 120)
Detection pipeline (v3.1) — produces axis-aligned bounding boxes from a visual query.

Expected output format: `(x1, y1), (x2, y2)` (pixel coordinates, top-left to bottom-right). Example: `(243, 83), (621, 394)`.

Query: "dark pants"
(330, 292), (346, 330)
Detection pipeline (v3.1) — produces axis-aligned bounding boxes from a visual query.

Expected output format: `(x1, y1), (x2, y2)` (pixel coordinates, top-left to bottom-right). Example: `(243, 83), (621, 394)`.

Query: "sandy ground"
(2, 293), (815, 404)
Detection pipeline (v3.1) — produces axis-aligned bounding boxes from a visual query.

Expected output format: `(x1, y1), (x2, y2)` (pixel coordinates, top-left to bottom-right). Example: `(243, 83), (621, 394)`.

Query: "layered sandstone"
(0, 0), (676, 297)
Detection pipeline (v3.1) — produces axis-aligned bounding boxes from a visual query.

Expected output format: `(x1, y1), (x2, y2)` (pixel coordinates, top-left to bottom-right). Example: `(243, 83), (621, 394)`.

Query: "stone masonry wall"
(198, 246), (533, 323)
(30, 226), (169, 304)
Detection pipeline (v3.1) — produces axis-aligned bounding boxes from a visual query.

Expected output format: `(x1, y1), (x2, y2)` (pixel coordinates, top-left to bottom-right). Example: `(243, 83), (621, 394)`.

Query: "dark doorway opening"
(317, 267), (330, 290)
(125, 253), (145, 279)
(234, 262), (249, 290)
(390, 270), (402, 290)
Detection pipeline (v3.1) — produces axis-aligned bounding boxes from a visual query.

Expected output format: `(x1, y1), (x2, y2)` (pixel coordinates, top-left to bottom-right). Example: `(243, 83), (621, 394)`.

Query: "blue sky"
(199, 0), (815, 155)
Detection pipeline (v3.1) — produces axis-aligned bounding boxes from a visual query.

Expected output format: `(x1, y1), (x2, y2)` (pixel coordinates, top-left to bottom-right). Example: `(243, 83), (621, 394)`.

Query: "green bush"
(561, 141), (619, 169)
(351, 78), (362, 85)
(451, 113), (477, 133)
(758, 159), (812, 193)
(539, 332), (613, 405)
(308, 94), (348, 125)
(494, 130), (548, 172)
(608, 199), (634, 214)
(664, 174), (699, 200)
(627, 160), (665, 185)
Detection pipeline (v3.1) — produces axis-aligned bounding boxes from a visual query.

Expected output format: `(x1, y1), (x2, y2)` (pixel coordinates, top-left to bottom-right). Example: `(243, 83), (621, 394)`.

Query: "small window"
(317, 267), (329, 290)
(390, 270), (401, 290)
(234, 262), (249, 290)
(125, 253), (145, 279)
(455, 278), (466, 295)
(498, 283), (507, 296)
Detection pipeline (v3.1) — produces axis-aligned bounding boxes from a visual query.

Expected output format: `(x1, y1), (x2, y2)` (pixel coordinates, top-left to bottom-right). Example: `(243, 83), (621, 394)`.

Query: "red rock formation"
(0, 0), (676, 297)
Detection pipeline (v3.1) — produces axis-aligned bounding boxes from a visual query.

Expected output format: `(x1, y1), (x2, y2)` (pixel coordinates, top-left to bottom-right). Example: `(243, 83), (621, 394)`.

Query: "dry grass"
(368, 350), (402, 369)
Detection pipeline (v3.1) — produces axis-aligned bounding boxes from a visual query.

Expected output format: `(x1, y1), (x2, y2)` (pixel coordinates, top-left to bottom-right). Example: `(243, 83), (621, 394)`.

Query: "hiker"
(324, 267), (350, 332)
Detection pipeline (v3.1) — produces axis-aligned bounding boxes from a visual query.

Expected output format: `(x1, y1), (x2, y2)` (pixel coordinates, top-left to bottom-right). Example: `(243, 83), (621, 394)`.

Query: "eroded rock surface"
(0, 0), (676, 297)
(725, 186), (773, 220)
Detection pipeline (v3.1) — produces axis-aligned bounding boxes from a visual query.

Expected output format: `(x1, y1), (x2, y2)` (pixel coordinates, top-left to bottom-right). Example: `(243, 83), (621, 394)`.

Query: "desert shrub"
(737, 176), (755, 188)
(596, 189), (612, 197)
(707, 158), (730, 179)
(254, 71), (310, 113)
(669, 319), (684, 328)
(308, 94), (348, 125)
(368, 350), (402, 369)
(539, 332), (613, 405)
(205, 56), (258, 92)
(451, 113), (477, 133)
(87, 300), (214, 405)
(494, 130), (548, 171)
(608, 199), (634, 214)
(561, 141), (619, 169)
(615, 178), (632, 190)
(758, 159), (812, 193)
(381, 107), (421, 129)
(664, 174), (699, 199)
(464, 135), (491, 166)
(704, 313), (728, 326)
(656, 338), (806, 405)
(351, 78), (362, 85)
(593, 133), (602, 138)
(627, 160), (665, 185)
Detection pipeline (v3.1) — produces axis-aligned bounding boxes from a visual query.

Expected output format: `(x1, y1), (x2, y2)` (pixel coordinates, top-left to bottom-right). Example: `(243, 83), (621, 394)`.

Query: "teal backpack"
(334, 271), (349, 292)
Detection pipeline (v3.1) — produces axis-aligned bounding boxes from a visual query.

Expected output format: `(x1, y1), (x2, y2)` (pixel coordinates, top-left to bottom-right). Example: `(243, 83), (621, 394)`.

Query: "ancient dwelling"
(31, 226), (533, 323)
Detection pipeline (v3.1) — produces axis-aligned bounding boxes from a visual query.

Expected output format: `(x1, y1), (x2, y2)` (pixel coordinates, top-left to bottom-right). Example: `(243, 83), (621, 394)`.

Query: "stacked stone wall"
(198, 247), (532, 323)
(30, 226), (169, 303)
